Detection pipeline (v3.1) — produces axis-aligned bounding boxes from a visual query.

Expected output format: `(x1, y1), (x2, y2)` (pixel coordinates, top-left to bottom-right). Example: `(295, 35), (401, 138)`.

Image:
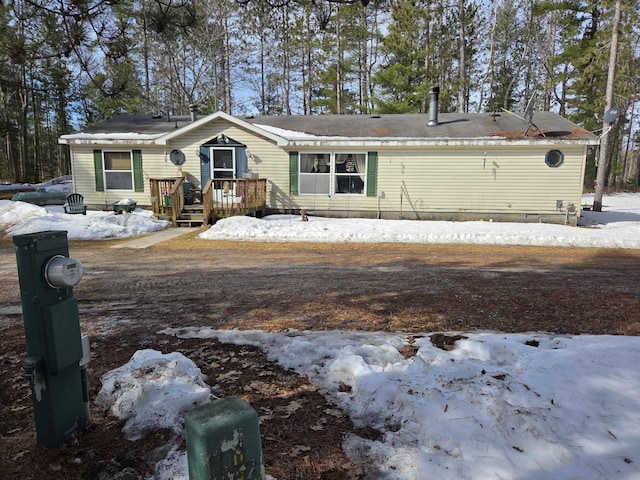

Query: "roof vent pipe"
(189, 104), (198, 122)
(428, 87), (439, 126)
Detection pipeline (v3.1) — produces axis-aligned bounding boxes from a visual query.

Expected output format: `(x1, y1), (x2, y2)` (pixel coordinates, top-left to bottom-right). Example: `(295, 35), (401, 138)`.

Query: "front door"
(211, 147), (235, 179)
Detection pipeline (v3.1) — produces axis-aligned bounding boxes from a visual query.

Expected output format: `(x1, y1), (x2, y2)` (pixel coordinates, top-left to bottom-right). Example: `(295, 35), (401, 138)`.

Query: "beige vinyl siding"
(71, 146), (170, 207)
(286, 144), (586, 218)
(288, 151), (377, 214)
(68, 116), (588, 224)
(165, 121), (291, 210)
(71, 120), (291, 208)
(375, 145), (586, 216)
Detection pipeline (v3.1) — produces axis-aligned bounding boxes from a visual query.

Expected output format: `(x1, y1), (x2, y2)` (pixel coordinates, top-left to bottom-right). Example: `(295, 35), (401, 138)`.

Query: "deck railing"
(150, 177), (267, 226)
(202, 178), (267, 225)
(149, 177), (184, 225)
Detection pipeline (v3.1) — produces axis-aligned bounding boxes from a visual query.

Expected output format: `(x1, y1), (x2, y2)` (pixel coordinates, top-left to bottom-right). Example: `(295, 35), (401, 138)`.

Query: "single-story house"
(59, 93), (599, 226)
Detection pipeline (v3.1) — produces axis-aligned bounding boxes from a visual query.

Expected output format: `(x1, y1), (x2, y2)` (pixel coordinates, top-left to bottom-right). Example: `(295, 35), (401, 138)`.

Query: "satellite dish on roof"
(604, 106), (621, 124)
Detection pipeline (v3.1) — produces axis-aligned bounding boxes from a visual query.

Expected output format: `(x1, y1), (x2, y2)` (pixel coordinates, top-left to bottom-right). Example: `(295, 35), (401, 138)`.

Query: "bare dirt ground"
(1, 231), (640, 479)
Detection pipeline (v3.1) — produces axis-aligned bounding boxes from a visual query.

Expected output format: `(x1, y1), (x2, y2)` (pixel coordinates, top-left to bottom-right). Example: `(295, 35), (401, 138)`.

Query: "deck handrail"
(169, 177), (185, 224)
(202, 179), (213, 225)
(150, 177), (266, 225)
(203, 178), (267, 224)
(149, 176), (184, 226)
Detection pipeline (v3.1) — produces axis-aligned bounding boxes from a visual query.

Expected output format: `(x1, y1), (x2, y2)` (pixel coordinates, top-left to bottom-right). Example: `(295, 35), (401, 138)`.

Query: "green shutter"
(133, 150), (143, 192)
(93, 150), (104, 192)
(366, 151), (378, 197)
(289, 151), (299, 195)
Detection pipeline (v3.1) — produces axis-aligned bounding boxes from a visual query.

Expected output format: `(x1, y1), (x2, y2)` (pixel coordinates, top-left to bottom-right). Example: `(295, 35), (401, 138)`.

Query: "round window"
(169, 149), (186, 166)
(545, 150), (564, 168)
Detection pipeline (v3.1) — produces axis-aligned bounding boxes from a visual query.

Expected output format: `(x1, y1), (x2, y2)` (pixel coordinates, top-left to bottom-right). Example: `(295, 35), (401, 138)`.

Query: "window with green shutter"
(95, 150), (138, 191)
(293, 151), (378, 196)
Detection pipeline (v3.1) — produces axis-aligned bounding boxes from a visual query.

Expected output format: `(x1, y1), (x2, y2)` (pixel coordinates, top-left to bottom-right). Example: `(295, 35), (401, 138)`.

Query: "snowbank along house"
(59, 90), (599, 226)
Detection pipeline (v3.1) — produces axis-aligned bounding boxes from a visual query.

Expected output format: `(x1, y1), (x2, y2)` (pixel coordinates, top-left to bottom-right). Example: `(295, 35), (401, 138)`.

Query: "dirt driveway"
(1, 233), (639, 479)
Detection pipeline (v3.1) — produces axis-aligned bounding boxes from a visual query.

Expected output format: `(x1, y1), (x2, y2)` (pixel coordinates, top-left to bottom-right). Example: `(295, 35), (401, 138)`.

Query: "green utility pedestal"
(14, 231), (90, 448)
(185, 396), (265, 480)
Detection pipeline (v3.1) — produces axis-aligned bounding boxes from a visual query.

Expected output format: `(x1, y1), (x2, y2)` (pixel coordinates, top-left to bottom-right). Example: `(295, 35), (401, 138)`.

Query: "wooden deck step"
(176, 204), (205, 227)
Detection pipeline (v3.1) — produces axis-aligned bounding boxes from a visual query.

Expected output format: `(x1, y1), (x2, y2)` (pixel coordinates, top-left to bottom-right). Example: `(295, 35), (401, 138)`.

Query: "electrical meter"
(44, 255), (83, 288)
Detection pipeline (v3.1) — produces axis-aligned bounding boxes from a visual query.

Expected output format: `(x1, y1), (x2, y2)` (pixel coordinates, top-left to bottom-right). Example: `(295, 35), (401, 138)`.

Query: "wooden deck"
(149, 177), (267, 226)
(202, 178), (268, 225)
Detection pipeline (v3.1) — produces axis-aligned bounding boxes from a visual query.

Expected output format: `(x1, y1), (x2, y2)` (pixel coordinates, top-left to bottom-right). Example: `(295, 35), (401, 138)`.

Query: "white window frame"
(210, 147), (236, 179)
(334, 152), (367, 195)
(298, 152), (367, 196)
(299, 152), (332, 195)
(103, 150), (134, 191)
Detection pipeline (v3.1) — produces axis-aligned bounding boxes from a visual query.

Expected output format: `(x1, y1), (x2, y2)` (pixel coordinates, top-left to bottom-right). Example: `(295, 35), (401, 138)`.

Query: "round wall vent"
(545, 150), (564, 168)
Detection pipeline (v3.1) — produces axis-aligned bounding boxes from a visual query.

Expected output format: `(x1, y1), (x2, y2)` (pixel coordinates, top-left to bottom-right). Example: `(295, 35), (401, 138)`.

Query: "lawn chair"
(63, 193), (87, 215)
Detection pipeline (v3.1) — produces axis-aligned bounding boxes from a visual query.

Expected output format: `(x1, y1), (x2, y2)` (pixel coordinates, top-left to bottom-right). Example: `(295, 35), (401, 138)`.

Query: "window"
(298, 152), (366, 195)
(299, 153), (331, 194)
(545, 150), (564, 168)
(335, 153), (365, 194)
(93, 149), (143, 192)
(211, 148), (235, 179)
(104, 151), (133, 190)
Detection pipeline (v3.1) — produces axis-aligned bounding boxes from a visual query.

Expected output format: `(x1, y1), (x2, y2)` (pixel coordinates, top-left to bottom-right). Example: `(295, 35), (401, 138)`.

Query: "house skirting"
(266, 208), (580, 226)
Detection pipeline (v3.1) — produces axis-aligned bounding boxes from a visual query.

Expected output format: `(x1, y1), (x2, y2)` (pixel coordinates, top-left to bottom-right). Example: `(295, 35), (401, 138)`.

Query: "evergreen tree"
(374, 0), (432, 113)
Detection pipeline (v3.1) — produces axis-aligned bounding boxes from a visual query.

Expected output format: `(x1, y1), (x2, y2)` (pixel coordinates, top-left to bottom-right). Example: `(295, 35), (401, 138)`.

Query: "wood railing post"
(169, 177), (185, 226)
(202, 179), (213, 225)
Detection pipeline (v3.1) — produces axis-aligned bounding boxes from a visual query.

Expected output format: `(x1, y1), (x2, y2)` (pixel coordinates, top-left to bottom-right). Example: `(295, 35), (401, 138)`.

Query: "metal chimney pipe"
(189, 104), (198, 122)
(428, 87), (439, 126)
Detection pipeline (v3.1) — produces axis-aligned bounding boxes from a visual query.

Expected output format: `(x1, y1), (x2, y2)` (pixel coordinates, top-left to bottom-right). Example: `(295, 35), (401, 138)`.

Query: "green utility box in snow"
(13, 231), (90, 448)
(185, 396), (265, 480)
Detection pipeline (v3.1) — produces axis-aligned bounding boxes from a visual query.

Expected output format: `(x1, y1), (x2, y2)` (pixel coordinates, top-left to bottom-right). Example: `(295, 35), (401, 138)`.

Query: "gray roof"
(244, 112), (596, 141)
(79, 115), (194, 135)
(72, 111), (597, 142)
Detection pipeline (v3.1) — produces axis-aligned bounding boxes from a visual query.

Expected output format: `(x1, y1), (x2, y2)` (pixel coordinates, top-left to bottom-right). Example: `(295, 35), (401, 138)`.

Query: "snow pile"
(0, 200), (169, 239)
(1, 192), (640, 247)
(161, 328), (640, 480)
(198, 193), (640, 249)
(114, 198), (137, 205)
(94, 349), (213, 441)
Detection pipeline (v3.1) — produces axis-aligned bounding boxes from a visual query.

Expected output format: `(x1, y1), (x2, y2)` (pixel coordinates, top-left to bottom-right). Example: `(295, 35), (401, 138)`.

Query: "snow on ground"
(1, 191), (639, 248)
(199, 193), (640, 249)
(3, 191), (640, 478)
(159, 329), (640, 480)
(0, 201), (169, 239)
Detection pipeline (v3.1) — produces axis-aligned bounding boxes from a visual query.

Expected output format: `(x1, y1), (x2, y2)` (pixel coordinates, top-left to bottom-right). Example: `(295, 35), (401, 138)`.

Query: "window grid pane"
(104, 152), (132, 171)
(105, 172), (133, 190)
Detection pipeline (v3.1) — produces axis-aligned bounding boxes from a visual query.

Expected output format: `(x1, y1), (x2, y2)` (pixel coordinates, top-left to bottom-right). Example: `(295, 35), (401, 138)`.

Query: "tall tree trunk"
(260, 35), (266, 114)
(359, 7), (369, 113)
(543, 11), (556, 111)
(478, 3), (496, 112)
(336, 19), (342, 114)
(593, 0), (622, 211)
(224, 15), (232, 114)
(19, 63), (29, 182)
(142, 12), (151, 109)
(620, 99), (635, 186)
(457, 0), (467, 113)
(30, 81), (41, 182)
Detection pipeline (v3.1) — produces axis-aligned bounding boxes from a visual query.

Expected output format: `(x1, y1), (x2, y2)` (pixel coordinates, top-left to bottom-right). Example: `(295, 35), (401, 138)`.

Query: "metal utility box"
(13, 230), (90, 448)
(185, 396), (265, 480)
